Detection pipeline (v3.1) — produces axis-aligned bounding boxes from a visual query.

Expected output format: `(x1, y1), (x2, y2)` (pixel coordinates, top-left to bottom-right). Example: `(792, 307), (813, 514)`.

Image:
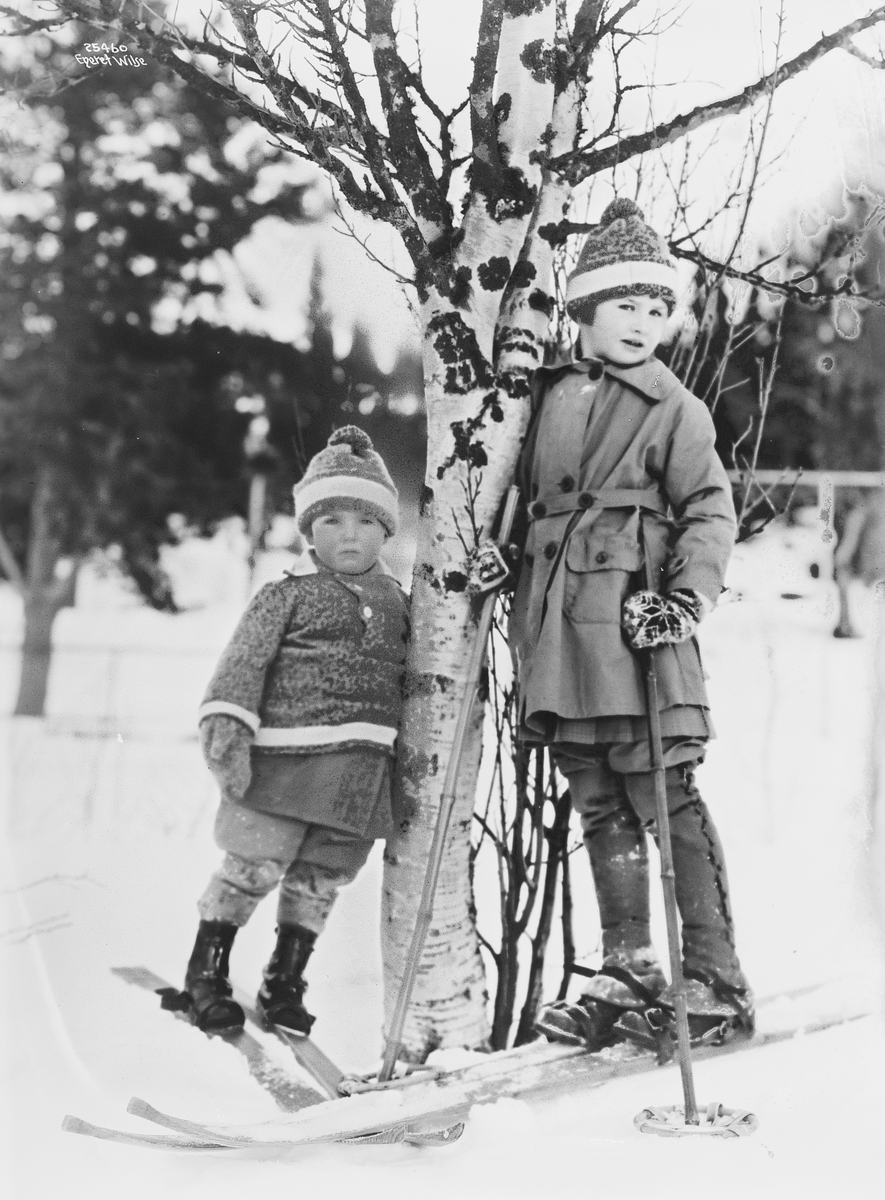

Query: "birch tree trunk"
(381, 0), (591, 1058)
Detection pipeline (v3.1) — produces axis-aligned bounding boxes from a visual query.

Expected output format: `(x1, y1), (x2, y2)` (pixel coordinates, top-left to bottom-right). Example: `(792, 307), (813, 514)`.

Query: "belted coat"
(509, 355), (737, 738)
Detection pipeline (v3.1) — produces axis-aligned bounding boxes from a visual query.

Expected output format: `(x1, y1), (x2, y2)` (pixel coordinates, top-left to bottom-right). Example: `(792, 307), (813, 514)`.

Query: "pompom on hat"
(294, 425), (399, 538)
(565, 198), (679, 323)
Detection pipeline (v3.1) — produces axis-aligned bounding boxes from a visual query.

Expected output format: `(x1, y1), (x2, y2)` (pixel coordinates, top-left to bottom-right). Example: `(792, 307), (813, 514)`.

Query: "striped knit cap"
(565, 198), (678, 323)
(294, 426), (399, 538)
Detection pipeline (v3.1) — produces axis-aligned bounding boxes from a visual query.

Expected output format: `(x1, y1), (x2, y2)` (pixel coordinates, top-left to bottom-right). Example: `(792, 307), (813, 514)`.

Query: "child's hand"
(200, 714), (253, 800)
(468, 541), (512, 594)
(622, 589), (702, 650)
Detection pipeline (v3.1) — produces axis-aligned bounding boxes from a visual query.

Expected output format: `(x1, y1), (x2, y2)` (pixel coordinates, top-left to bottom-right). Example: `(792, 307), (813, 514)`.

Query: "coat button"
(578, 492), (594, 508)
(544, 542), (558, 560)
(595, 551), (609, 564)
(587, 361), (604, 381)
(531, 500), (547, 518)
(560, 475), (574, 492)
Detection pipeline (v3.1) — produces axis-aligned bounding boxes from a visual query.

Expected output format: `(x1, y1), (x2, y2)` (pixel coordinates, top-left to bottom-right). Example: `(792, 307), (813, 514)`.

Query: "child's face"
(310, 506), (387, 574)
(579, 294), (668, 366)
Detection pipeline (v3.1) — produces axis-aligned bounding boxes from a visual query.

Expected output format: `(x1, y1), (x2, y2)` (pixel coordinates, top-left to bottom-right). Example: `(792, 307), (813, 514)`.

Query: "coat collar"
(535, 352), (682, 406)
(604, 358), (683, 406)
(534, 352), (601, 379)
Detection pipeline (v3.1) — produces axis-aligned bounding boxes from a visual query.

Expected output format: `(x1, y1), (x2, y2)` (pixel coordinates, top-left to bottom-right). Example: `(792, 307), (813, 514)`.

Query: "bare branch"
(844, 41), (885, 69)
(0, 4), (66, 32)
(735, 322), (783, 534)
(672, 244), (881, 306)
(177, 32), (357, 127)
(0, 872), (101, 894)
(0, 916), (72, 944)
(688, 0), (787, 337)
(301, 0), (440, 280)
(551, 8), (885, 182)
(470, 0), (505, 173)
(595, 0), (642, 42)
(333, 211), (416, 289)
(0, 524), (25, 593)
(19, 1), (336, 150)
(364, 0), (452, 248)
(537, 219), (881, 305)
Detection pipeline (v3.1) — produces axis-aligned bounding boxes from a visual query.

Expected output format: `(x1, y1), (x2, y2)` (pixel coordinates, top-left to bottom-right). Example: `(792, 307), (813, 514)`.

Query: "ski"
(60, 1114), (234, 1152)
(65, 998), (868, 1152)
(126, 1096), (463, 1148)
(112, 966), (325, 1113)
(230, 984), (345, 1100)
(60, 1104), (461, 1151)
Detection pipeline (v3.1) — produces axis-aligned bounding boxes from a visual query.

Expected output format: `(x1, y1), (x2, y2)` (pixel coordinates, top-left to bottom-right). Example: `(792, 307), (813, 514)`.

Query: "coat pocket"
(564, 532), (643, 624)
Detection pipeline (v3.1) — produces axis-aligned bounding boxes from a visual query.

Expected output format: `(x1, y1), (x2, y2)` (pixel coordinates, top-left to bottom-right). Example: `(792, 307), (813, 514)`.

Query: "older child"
(182, 426), (409, 1035)
(511, 198), (753, 1048)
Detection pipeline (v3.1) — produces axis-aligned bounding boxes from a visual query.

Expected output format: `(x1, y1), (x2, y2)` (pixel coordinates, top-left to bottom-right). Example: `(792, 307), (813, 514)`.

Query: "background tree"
(728, 191), (885, 475)
(0, 31), (422, 715)
(674, 190), (885, 540)
(7, 0), (885, 1057)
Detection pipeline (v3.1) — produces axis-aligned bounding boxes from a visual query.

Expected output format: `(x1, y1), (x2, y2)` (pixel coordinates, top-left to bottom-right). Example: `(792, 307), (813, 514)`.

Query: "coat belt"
(527, 487), (667, 522)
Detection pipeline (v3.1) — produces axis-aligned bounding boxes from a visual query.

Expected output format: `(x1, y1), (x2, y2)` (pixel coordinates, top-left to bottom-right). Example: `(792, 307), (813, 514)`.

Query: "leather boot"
(535, 811), (665, 1047)
(585, 808), (661, 961)
(622, 764), (749, 994)
(184, 920), (245, 1034)
(663, 770), (748, 992)
(652, 972), (755, 1050)
(256, 923), (317, 1034)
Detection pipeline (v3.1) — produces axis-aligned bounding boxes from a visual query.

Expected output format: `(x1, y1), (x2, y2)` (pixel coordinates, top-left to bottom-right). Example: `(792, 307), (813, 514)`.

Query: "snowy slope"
(3, 521), (884, 1198)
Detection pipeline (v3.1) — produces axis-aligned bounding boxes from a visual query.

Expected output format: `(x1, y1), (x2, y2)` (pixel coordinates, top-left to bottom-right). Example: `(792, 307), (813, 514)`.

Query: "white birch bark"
(376, 0), (613, 1056)
(380, 0), (572, 1058)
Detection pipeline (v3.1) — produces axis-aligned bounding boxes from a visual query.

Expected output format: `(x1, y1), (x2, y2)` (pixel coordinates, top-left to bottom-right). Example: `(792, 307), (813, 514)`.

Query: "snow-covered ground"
(3, 520), (883, 1199)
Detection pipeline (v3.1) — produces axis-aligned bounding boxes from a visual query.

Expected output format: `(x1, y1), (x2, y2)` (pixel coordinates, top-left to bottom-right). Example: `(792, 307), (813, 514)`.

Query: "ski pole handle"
(496, 484), (520, 549)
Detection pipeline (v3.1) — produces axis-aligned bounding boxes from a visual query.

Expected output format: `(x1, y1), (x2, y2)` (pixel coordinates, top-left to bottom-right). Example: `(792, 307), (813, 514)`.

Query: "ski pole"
(641, 648), (699, 1125)
(378, 485), (520, 1083)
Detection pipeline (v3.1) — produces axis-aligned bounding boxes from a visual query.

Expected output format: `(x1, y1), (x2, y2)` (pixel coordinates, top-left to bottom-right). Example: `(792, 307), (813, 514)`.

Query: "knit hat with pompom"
(565, 198), (678, 323)
(294, 426), (399, 538)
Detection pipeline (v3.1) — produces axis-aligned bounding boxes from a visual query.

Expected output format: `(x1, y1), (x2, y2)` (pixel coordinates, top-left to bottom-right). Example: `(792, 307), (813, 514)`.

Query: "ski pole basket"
(634, 1102), (758, 1138)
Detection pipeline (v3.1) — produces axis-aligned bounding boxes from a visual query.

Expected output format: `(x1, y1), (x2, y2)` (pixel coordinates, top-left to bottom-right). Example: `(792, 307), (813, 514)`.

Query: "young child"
(510, 198), (753, 1048)
(182, 426), (409, 1035)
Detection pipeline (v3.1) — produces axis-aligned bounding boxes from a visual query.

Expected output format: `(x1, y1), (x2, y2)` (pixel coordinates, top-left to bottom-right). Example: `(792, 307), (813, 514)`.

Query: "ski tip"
(405, 1122), (466, 1147)
(62, 1114), (90, 1135)
(112, 966), (159, 987)
(127, 1097), (157, 1120)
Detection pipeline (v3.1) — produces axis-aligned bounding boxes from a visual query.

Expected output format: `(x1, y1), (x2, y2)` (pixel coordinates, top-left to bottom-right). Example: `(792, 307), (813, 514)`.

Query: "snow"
(3, 519), (884, 1198)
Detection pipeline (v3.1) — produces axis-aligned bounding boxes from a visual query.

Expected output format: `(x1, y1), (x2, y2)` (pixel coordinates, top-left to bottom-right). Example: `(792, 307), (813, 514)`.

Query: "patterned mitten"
(200, 714), (253, 800)
(622, 589), (703, 650)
